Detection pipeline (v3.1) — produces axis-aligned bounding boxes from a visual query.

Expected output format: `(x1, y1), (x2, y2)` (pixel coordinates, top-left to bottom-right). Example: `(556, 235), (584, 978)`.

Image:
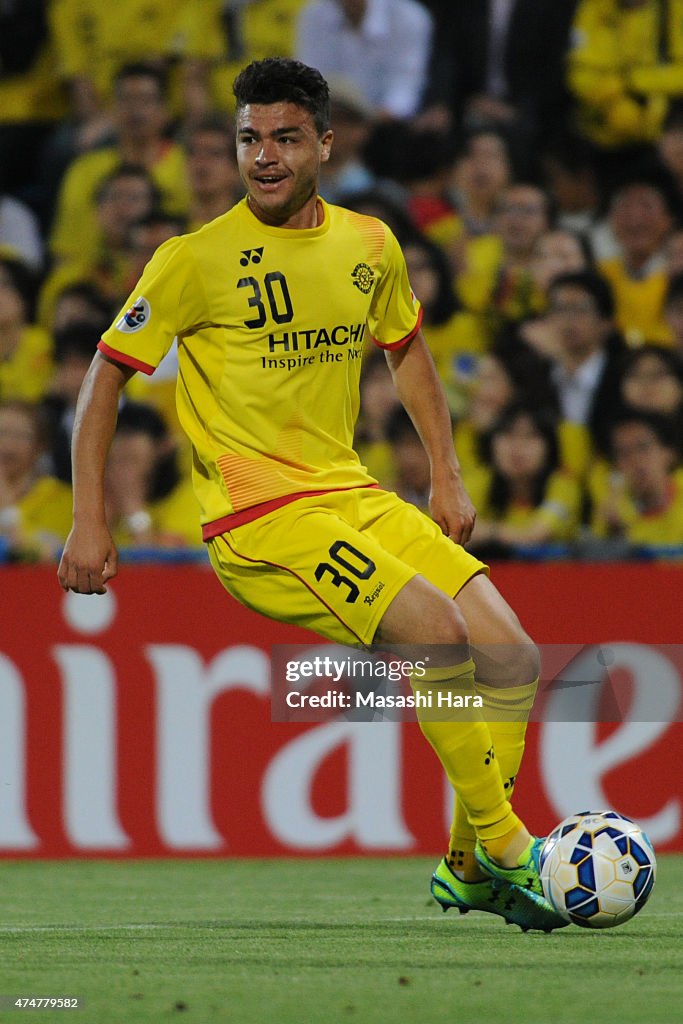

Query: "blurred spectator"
(41, 323), (101, 482)
(403, 233), (486, 396)
(319, 78), (376, 204)
(451, 129), (512, 240)
(665, 272), (683, 355)
(392, 128), (460, 238)
(598, 171), (677, 345)
(49, 63), (190, 266)
(0, 257), (52, 403)
(547, 270), (626, 452)
(0, 399), (72, 562)
(386, 405), (431, 511)
(422, 1), (578, 173)
(51, 281), (114, 334)
(467, 402), (582, 554)
(540, 131), (602, 242)
(567, 0), (683, 176)
(618, 345), (683, 453)
(518, 228), (592, 359)
(591, 410), (683, 549)
(105, 402), (201, 549)
(49, 0), (223, 135)
(296, 0), (433, 119)
(456, 183), (551, 338)
(185, 117), (243, 230)
(354, 348), (400, 486)
(452, 341), (557, 477)
(0, 1), (67, 210)
(41, 165), (161, 326)
(530, 229), (591, 295)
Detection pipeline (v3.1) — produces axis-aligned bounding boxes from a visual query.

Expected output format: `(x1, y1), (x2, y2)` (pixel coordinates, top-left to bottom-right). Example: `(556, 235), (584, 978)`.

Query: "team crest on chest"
(351, 262), (374, 294)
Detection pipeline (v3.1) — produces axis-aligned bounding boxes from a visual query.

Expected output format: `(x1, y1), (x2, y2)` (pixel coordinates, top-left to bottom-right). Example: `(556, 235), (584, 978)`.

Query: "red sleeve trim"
(371, 305), (424, 351)
(97, 340), (156, 376)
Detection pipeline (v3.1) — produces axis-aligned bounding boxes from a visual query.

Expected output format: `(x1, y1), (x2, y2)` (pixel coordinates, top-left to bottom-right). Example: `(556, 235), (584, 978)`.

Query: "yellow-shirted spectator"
(456, 184), (550, 344)
(598, 176), (675, 345)
(466, 404), (583, 554)
(49, 0), (224, 123)
(49, 64), (190, 266)
(451, 130), (512, 242)
(41, 164), (163, 328)
(567, 0), (683, 149)
(185, 118), (244, 232)
(0, 400), (72, 562)
(591, 410), (683, 550)
(518, 228), (593, 363)
(0, 258), (52, 403)
(105, 402), (202, 549)
(452, 343), (559, 480)
(403, 234), (487, 404)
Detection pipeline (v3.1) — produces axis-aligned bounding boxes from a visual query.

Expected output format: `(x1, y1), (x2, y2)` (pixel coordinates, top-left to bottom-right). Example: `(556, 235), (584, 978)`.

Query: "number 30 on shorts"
(314, 541), (376, 604)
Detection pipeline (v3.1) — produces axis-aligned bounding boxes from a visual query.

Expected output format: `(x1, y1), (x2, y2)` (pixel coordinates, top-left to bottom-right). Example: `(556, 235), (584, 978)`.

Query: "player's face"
(236, 103), (333, 227)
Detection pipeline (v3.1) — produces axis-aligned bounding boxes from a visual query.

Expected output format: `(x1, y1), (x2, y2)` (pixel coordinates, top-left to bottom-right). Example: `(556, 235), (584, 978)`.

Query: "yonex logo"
(240, 247), (264, 266)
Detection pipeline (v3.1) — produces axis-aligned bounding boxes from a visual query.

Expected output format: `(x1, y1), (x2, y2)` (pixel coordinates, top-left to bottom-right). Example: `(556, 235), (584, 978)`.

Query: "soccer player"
(57, 58), (566, 931)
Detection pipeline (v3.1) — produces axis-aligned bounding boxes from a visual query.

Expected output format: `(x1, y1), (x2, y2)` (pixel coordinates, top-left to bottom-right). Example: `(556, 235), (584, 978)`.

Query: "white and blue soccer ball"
(539, 811), (656, 928)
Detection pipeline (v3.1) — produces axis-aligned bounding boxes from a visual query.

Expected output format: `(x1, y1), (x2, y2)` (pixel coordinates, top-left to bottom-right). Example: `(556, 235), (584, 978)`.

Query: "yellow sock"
(411, 659), (520, 843)
(449, 678), (539, 856)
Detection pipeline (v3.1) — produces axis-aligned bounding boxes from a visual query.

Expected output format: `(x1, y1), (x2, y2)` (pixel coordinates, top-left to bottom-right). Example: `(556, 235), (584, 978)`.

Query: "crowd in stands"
(1, 0), (683, 563)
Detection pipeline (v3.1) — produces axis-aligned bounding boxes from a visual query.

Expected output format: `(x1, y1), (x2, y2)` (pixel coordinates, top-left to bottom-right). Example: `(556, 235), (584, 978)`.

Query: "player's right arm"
(57, 353), (136, 595)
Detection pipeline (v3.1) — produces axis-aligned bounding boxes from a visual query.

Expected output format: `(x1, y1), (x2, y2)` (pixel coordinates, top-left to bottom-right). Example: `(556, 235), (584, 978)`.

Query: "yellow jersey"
(99, 198), (422, 537)
(50, 143), (190, 265)
(598, 257), (672, 346)
(15, 476), (73, 560)
(50, 0), (223, 107)
(467, 466), (582, 542)
(0, 325), (53, 402)
(591, 469), (683, 548)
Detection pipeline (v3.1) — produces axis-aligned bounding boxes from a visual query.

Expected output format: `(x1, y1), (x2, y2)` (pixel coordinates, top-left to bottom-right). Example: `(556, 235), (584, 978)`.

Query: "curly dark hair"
(233, 58), (331, 136)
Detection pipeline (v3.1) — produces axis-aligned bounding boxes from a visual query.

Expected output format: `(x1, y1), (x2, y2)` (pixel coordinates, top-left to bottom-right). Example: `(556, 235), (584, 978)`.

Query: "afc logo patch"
(351, 262), (374, 294)
(116, 296), (151, 333)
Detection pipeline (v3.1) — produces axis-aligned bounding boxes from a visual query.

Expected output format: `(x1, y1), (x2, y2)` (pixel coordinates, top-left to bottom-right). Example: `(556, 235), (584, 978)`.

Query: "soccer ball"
(539, 811), (656, 928)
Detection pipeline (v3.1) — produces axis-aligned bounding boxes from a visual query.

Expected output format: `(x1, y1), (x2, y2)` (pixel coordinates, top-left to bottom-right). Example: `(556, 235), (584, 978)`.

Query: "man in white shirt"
(547, 270), (626, 447)
(296, 0), (433, 119)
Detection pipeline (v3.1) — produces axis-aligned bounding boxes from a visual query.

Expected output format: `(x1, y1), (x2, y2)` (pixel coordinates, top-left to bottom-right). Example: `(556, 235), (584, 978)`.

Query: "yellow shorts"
(207, 487), (486, 646)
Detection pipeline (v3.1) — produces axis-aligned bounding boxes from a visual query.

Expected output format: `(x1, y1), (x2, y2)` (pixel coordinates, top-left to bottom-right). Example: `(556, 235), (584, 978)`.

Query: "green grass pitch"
(0, 857), (680, 1024)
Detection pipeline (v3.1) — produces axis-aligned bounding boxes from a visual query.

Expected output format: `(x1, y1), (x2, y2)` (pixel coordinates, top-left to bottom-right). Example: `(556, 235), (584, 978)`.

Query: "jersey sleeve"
(98, 236), (206, 375)
(367, 226), (423, 350)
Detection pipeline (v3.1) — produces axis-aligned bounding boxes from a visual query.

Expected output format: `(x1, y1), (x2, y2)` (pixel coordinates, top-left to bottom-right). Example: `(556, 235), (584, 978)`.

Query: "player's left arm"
(386, 330), (476, 544)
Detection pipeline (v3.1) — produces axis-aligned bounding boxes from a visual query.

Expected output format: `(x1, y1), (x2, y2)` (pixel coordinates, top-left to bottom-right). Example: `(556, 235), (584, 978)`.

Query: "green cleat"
(431, 856), (568, 932)
(474, 837), (570, 932)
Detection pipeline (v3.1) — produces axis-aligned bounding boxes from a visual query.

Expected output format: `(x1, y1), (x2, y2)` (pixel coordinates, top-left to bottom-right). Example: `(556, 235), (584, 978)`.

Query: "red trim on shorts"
(372, 306), (423, 350)
(97, 340), (156, 376)
(219, 536), (365, 645)
(202, 483), (381, 541)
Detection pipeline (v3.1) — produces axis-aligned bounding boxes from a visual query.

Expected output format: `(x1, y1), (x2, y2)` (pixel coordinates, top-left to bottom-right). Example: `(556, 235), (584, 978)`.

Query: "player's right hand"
(57, 524), (119, 595)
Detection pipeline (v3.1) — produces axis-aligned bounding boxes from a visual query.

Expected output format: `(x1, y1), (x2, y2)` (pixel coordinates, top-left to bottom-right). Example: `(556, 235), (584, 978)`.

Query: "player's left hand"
(429, 467), (476, 545)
